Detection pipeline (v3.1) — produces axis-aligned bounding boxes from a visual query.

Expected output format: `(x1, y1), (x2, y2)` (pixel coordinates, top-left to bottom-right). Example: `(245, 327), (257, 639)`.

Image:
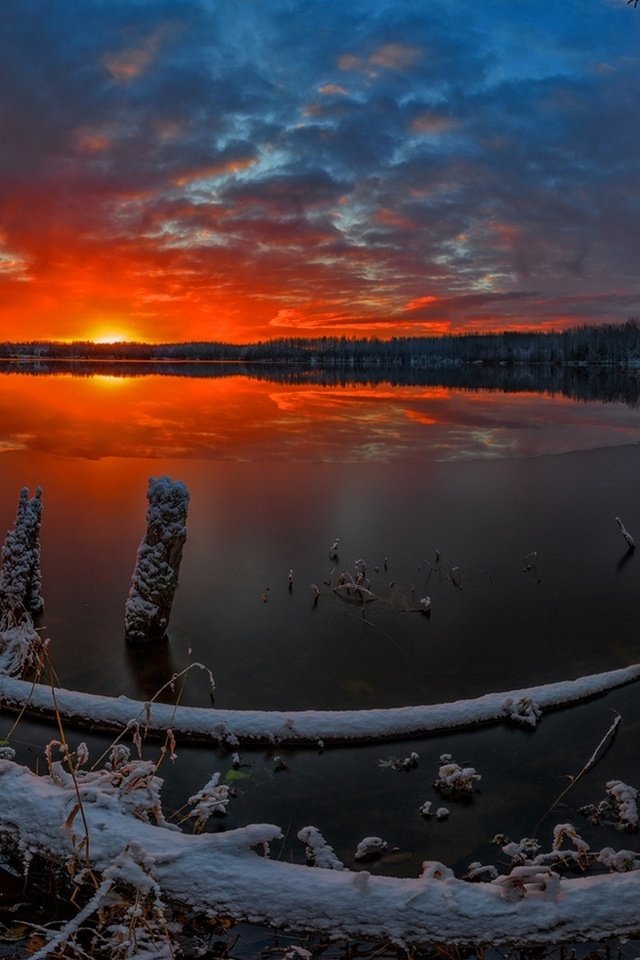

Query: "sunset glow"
(89, 330), (135, 345)
(1, 1), (639, 343)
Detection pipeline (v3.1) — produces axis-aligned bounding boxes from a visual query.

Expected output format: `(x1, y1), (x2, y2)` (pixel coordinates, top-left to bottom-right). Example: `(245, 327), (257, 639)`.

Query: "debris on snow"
(503, 696), (542, 728)
(186, 772), (235, 829)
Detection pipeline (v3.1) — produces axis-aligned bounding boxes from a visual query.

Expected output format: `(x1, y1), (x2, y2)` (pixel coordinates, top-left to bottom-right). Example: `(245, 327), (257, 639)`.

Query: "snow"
(354, 837), (388, 860)
(124, 477), (189, 645)
(1, 663), (639, 745)
(297, 826), (345, 869)
(606, 780), (639, 830)
(3, 756), (640, 946)
(0, 619), (43, 677)
(0, 486), (44, 616)
(186, 772), (235, 827)
(434, 756), (480, 795)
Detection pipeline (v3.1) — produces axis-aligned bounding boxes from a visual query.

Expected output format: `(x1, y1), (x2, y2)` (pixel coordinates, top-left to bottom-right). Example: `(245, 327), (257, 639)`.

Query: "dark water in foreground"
(1, 369), (640, 951)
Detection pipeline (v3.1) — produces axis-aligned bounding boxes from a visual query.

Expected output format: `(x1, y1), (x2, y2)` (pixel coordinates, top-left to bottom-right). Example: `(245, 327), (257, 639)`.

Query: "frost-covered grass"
(3, 745), (640, 952)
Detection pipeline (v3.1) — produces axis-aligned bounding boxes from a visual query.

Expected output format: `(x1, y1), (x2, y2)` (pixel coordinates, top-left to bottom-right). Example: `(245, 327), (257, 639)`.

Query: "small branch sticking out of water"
(615, 517), (635, 549)
(533, 711), (622, 837)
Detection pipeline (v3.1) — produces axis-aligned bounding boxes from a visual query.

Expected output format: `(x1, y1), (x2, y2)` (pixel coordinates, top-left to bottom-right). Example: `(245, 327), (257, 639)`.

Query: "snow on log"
(124, 477), (189, 645)
(0, 620), (43, 678)
(0, 663), (638, 745)
(3, 757), (640, 946)
(0, 486), (44, 616)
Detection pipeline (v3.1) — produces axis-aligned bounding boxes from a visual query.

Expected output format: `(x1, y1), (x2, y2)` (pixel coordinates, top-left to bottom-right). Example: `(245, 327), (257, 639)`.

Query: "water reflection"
(2, 368), (640, 888)
(0, 369), (638, 462)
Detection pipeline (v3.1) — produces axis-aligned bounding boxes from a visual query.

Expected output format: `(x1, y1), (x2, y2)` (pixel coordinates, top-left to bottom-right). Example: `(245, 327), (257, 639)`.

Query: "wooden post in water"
(124, 477), (189, 645)
(0, 486), (44, 617)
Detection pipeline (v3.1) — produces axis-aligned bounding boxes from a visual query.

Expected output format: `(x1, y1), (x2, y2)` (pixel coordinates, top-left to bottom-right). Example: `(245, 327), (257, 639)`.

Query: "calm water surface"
(1, 369), (640, 879)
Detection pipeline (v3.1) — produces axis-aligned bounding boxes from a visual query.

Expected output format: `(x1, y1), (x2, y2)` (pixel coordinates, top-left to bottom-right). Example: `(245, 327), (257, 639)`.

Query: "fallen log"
(2, 758), (640, 947)
(1, 663), (639, 745)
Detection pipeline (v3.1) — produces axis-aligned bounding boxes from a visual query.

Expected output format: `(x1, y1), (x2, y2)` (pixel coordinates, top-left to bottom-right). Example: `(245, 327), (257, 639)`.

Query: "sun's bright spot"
(90, 329), (132, 344)
(91, 375), (132, 389)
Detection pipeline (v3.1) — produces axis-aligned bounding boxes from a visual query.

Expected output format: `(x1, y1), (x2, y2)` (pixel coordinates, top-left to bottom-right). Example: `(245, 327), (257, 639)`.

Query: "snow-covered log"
(0, 664), (638, 745)
(125, 477), (189, 645)
(0, 486), (44, 616)
(3, 757), (640, 946)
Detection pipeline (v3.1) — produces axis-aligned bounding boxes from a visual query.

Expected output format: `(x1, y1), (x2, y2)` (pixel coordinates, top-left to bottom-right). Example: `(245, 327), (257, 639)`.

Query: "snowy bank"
(1, 663), (639, 745)
(2, 757), (640, 946)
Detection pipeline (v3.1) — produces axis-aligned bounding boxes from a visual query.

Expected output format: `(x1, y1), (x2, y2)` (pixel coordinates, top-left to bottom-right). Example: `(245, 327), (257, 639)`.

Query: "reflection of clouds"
(0, 374), (639, 463)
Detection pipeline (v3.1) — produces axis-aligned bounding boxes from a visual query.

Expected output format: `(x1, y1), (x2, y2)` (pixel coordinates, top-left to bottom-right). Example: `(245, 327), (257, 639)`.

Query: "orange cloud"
(339, 43), (421, 75)
(173, 157), (257, 187)
(72, 128), (112, 154)
(369, 42), (421, 70)
(318, 83), (348, 96)
(411, 113), (456, 135)
(405, 295), (440, 310)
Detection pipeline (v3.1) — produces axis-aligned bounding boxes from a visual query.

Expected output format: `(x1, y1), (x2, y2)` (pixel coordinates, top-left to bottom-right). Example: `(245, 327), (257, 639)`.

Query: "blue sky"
(1, 0), (639, 341)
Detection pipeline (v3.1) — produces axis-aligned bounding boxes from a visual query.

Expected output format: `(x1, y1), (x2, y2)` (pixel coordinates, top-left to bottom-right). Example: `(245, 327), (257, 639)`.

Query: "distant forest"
(3, 319), (640, 367)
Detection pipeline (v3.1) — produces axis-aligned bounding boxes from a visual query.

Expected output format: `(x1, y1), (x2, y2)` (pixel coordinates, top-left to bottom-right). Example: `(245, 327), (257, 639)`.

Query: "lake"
(1, 365), (640, 947)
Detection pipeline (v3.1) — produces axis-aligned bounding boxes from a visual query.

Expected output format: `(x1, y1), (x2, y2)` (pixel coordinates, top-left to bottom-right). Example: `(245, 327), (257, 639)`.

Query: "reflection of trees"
(0, 358), (639, 407)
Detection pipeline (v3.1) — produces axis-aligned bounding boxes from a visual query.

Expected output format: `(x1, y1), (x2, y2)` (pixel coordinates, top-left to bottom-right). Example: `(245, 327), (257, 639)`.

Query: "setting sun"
(89, 328), (134, 344)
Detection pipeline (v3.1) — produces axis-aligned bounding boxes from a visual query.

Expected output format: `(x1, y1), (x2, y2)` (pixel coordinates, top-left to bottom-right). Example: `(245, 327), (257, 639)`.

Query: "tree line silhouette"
(3, 320), (640, 367)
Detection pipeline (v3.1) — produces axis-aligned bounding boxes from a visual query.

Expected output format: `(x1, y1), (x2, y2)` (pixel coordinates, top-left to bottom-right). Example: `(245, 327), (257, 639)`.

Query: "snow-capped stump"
(597, 847), (640, 871)
(434, 754), (480, 796)
(606, 780), (639, 831)
(124, 477), (189, 645)
(580, 781), (639, 832)
(354, 836), (387, 861)
(297, 826), (345, 870)
(0, 486), (44, 616)
(503, 695), (542, 728)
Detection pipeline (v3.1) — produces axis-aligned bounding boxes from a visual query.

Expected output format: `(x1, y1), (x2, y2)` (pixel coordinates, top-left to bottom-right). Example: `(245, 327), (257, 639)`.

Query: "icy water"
(1, 367), (640, 891)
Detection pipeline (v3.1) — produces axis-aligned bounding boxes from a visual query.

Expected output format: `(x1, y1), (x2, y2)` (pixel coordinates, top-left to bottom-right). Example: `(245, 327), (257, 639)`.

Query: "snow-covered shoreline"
(1, 663), (638, 745)
(2, 757), (640, 947)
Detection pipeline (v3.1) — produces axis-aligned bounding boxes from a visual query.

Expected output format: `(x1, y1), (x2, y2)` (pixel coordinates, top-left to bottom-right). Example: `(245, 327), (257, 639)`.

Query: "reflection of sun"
(91, 375), (131, 389)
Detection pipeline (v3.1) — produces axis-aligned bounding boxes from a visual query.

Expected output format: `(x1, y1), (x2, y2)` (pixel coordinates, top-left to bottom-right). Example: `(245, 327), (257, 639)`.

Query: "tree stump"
(124, 477), (189, 645)
(0, 486), (44, 618)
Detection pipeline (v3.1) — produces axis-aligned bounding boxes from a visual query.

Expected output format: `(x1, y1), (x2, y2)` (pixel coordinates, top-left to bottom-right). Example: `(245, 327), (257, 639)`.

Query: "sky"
(1, 0), (639, 344)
